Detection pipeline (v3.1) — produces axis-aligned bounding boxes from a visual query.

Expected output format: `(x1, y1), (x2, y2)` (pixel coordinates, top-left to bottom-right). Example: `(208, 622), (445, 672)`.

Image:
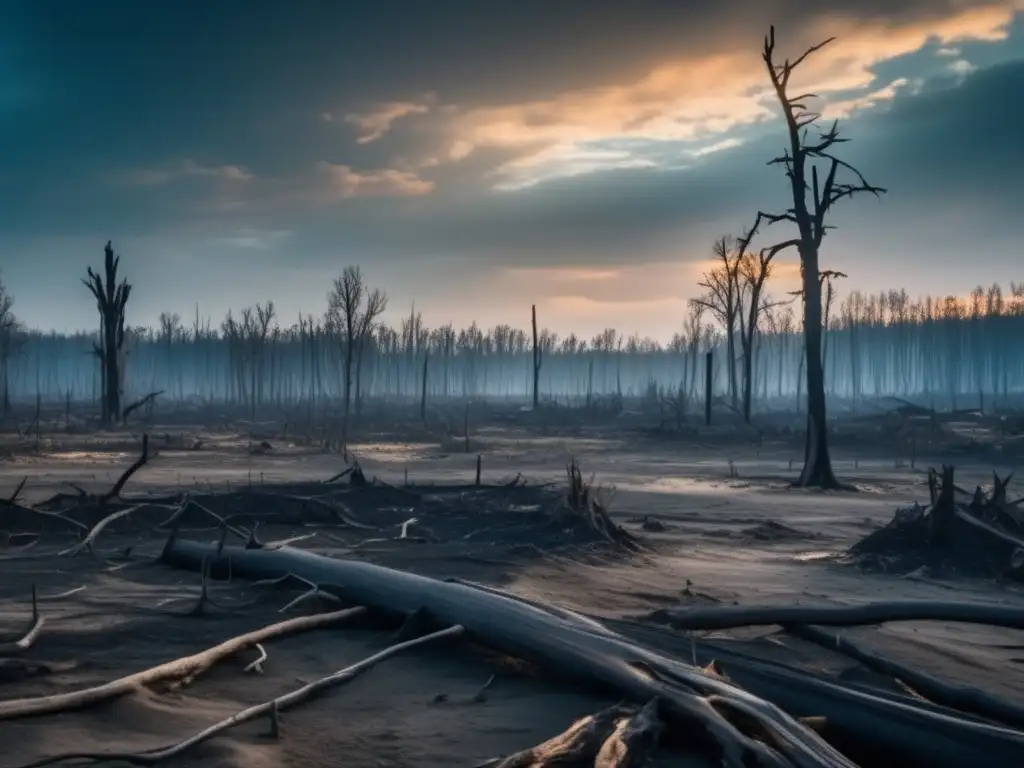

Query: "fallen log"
(16, 624), (464, 767)
(160, 539), (1024, 768)
(785, 623), (1024, 730)
(0, 607), (366, 719)
(646, 600), (1024, 631)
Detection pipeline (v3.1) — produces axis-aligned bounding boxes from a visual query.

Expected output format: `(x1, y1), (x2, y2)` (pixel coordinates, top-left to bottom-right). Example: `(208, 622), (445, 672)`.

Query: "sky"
(2, 0), (1023, 341)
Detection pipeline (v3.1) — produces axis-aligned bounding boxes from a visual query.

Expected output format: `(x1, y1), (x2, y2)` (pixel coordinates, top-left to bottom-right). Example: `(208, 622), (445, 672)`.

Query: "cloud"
(823, 78), (915, 118)
(116, 159), (255, 187)
(366, 2), (1018, 189)
(344, 99), (433, 144)
(314, 161), (434, 200)
(210, 228), (292, 250)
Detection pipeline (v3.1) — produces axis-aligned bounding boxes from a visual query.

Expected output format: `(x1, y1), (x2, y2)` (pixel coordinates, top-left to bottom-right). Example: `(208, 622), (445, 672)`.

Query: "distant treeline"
(2, 283), (1024, 410)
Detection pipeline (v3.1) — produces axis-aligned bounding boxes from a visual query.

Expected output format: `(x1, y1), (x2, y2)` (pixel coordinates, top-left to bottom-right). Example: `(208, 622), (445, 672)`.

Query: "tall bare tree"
(692, 236), (742, 411)
(327, 266), (387, 437)
(83, 241), (132, 426)
(354, 286), (387, 414)
(734, 222), (789, 423)
(0, 273), (20, 416)
(755, 26), (885, 488)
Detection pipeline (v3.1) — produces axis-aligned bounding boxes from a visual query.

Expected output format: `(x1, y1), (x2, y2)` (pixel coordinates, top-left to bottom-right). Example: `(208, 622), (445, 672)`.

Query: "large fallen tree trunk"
(646, 600), (1024, 631)
(160, 539), (1024, 768)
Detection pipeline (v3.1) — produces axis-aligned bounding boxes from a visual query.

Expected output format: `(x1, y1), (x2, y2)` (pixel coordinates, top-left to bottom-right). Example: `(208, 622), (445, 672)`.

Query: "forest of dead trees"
(1, 27), (1019, 426)
(3, 266), (1024, 418)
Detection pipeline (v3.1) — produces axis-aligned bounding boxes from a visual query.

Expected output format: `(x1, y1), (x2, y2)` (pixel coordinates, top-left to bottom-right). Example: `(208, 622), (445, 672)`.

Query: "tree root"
(0, 586), (44, 655)
(0, 606), (366, 720)
(14, 624), (464, 767)
(647, 600), (1024, 631)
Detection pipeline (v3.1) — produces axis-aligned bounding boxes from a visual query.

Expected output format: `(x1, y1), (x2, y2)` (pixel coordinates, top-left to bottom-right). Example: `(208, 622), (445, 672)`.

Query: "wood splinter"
(474, 698), (663, 768)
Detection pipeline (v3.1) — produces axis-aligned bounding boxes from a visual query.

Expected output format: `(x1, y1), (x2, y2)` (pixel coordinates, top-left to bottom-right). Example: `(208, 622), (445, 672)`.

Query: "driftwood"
(16, 624), (463, 767)
(647, 600), (1024, 631)
(0, 606), (365, 719)
(160, 538), (1024, 768)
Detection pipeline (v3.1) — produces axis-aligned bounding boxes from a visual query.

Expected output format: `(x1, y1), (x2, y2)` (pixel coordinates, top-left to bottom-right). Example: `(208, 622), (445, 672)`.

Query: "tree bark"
(797, 251), (838, 488)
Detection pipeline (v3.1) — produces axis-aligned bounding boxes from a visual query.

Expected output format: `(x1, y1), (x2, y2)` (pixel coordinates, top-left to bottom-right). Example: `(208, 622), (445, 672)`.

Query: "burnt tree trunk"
(83, 241), (131, 427)
(531, 304), (541, 409)
(797, 252), (837, 488)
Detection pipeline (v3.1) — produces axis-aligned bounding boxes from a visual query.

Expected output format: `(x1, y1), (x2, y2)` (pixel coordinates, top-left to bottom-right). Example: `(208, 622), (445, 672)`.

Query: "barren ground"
(1, 413), (1023, 767)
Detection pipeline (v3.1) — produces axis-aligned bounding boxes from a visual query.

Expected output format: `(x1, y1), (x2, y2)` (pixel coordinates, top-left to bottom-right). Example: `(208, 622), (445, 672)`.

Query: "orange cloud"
(315, 162), (434, 200)
(344, 99), (433, 143)
(349, 4), (1018, 188)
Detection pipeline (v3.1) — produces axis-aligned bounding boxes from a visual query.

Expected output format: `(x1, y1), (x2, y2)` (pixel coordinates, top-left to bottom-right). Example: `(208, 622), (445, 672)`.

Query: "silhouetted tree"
(327, 266), (387, 438)
(0, 272), (20, 415)
(83, 241), (132, 426)
(757, 26), (885, 488)
(692, 236), (742, 411)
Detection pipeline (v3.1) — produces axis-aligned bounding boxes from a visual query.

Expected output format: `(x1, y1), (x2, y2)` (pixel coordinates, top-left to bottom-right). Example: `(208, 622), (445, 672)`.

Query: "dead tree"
(532, 304), (542, 408)
(354, 287), (387, 415)
(0, 273), (19, 416)
(756, 26), (886, 488)
(327, 267), (387, 438)
(692, 237), (742, 412)
(83, 241), (132, 426)
(733, 223), (789, 423)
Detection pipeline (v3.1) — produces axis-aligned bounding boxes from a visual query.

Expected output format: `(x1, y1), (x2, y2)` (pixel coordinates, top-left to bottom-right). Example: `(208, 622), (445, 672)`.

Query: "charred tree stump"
(851, 465), (1024, 580)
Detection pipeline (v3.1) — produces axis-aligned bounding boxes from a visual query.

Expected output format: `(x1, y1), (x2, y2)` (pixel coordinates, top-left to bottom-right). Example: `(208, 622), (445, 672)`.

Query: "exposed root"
(14, 624), (464, 767)
(0, 586), (44, 655)
(564, 459), (640, 552)
(851, 465), (1024, 579)
(0, 606), (367, 720)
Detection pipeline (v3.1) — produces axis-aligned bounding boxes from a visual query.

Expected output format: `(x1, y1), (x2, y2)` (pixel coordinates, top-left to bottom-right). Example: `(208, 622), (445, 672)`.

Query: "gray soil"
(1, 416), (1023, 767)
